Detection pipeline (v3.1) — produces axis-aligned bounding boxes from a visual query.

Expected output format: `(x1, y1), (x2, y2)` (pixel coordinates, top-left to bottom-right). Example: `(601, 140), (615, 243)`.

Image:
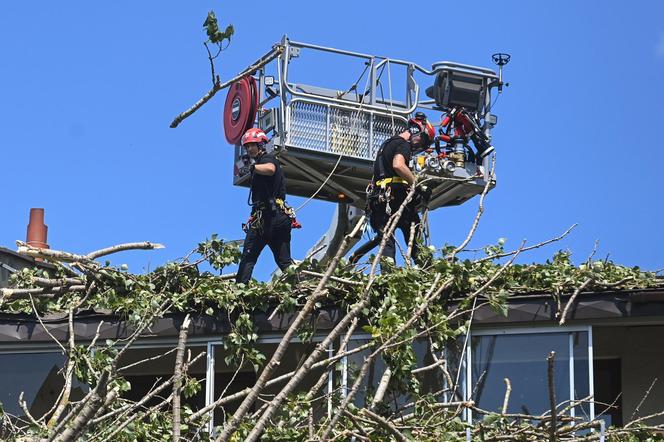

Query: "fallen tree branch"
(248, 186), (422, 442)
(547, 351), (557, 442)
(447, 156), (495, 260)
(52, 370), (110, 442)
(172, 314), (191, 442)
(630, 377), (658, 422)
(16, 241), (93, 264)
(300, 270), (364, 286)
(1, 285), (86, 300)
(502, 378), (512, 415)
(361, 408), (408, 442)
(47, 308), (77, 427)
(476, 223), (577, 263)
(559, 277), (593, 325)
(189, 341), (372, 422)
(369, 367), (392, 410)
(87, 242), (165, 260)
(217, 216), (367, 442)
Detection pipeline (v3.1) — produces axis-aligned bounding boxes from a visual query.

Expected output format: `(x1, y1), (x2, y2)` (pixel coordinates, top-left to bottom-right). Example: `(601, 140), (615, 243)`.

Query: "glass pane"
(119, 346), (207, 412)
(471, 332), (571, 416)
(212, 341), (328, 426)
(593, 358), (621, 427)
(0, 352), (87, 422)
(446, 337), (468, 404)
(413, 339), (446, 398)
(346, 339), (447, 412)
(573, 331), (591, 420)
(346, 339), (390, 409)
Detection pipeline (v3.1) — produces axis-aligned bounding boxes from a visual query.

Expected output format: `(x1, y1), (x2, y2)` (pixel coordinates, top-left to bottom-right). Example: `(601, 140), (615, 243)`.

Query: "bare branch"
(47, 308), (77, 427)
(18, 391), (43, 428)
(28, 293), (67, 353)
(342, 410), (370, 439)
(52, 370), (110, 442)
(447, 156), (495, 260)
(304, 319), (359, 404)
(630, 377), (658, 421)
(17, 241), (93, 264)
(476, 224), (577, 263)
(320, 274), (449, 440)
(361, 408), (408, 442)
(1, 285), (86, 300)
(172, 314), (191, 442)
(190, 341), (372, 422)
(216, 216), (367, 442)
(300, 270), (364, 286)
(87, 242), (165, 260)
(547, 351), (557, 442)
(502, 378), (512, 415)
(247, 186), (422, 442)
(369, 367), (392, 410)
(405, 221), (417, 267)
(92, 352), (205, 426)
(559, 277), (593, 325)
(119, 348), (177, 372)
(31, 277), (85, 287)
(170, 45), (284, 128)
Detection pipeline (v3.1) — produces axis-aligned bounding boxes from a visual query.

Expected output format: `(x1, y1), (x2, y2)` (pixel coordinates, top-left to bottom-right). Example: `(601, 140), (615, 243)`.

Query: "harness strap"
(374, 135), (403, 182)
(375, 177), (409, 187)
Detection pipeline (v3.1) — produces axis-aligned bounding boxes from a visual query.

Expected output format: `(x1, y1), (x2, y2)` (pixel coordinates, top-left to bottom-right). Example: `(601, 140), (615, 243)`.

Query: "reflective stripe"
(375, 177), (409, 187)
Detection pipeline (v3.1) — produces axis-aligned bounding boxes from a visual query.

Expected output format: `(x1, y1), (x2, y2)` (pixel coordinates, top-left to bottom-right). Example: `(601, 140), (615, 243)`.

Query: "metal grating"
(289, 101), (327, 151)
(288, 100), (407, 161)
(329, 107), (369, 158)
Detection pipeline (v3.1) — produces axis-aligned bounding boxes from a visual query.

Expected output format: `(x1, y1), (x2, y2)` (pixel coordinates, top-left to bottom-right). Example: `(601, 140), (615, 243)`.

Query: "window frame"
(463, 325), (595, 424)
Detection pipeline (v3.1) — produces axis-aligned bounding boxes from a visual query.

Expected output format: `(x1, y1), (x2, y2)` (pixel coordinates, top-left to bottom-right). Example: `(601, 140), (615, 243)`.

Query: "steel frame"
(233, 35), (500, 209)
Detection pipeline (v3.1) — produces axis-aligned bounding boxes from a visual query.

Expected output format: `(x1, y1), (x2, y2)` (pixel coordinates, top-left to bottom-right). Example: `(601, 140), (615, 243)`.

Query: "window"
(0, 352), (87, 427)
(593, 358), (621, 426)
(206, 338), (334, 432)
(465, 327), (593, 422)
(345, 337), (448, 411)
(119, 345), (207, 412)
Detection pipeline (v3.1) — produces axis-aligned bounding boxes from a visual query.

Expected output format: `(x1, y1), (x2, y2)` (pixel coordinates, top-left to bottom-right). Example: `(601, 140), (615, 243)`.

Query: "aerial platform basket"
(228, 36), (502, 210)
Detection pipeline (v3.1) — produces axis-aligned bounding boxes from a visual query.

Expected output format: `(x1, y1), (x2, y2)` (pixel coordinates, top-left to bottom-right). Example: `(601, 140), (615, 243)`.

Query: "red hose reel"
(223, 75), (259, 145)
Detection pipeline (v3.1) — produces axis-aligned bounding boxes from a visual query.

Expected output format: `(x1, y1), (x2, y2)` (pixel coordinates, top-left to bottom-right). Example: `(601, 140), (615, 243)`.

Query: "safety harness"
(242, 198), (301, 233)
(375, 176), (409, 187)
(367, 136), (410, 216)
(243, 153), (302, 233)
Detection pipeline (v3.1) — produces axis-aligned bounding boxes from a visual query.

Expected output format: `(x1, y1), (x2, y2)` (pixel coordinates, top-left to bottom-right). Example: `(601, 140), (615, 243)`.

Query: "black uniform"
(369, 136), (421, 266)
(236, 152), (292, 283)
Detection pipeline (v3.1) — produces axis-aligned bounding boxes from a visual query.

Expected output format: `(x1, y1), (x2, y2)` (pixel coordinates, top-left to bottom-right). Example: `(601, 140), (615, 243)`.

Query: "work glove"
(238, 164), (255, 176)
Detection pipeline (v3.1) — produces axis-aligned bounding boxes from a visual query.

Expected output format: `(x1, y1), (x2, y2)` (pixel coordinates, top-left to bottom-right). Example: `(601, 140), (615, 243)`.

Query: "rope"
(294, 56), (374, 213)
(293, 153), (343, 213)
(337, 62), (370, 100)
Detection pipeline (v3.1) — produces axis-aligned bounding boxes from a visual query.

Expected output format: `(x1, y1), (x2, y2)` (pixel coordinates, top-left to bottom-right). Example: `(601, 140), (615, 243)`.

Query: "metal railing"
(286, 98), (407, 161)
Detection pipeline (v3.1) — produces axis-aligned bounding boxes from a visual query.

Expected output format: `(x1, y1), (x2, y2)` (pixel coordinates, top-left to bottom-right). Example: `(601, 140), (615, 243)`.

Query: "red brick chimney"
(26, 208), (49, 249)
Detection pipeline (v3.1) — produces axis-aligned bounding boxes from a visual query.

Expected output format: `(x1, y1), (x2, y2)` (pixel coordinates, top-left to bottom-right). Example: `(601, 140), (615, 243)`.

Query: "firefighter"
(365, 114), (435, 268)
(236, 128), (294, 283)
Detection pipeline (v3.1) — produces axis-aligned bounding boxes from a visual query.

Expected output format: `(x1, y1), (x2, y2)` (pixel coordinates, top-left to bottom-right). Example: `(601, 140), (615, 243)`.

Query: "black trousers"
(369, 185), (421, 269)
(236, 211), (293, 283)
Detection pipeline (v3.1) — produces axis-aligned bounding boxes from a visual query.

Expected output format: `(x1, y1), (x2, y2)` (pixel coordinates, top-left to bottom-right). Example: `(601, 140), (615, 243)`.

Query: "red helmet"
(408, 117), (435, 148)
(241, 127), (268, 147)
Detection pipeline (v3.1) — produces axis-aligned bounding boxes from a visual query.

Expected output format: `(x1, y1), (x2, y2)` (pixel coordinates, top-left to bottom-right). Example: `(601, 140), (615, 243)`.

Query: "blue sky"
(1, 1), (663, 278)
